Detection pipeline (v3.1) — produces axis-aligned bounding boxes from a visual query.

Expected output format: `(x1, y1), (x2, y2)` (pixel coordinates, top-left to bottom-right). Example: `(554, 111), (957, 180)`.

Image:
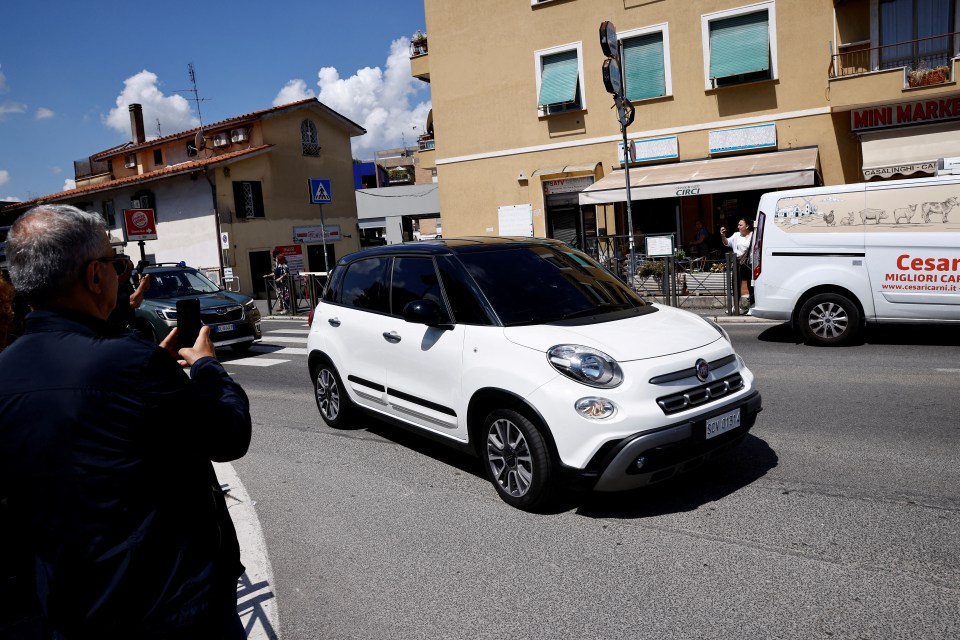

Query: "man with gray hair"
(0, 205), (251, 638)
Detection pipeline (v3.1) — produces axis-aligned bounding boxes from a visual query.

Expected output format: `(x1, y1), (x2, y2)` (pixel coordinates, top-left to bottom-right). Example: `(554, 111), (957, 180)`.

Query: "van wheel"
(798, 293), (860, 346)
(482, 409), (555, 511)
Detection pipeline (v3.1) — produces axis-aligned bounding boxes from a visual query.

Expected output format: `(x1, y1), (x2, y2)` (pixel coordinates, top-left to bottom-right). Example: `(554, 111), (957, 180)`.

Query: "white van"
(750, 174), (960, 345)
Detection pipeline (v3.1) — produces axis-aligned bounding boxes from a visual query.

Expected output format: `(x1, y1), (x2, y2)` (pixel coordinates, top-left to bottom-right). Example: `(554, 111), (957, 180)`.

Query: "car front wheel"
(798, 292), (861, 346)
(313, 360), (355, 429)
(482, 408), (554, 511)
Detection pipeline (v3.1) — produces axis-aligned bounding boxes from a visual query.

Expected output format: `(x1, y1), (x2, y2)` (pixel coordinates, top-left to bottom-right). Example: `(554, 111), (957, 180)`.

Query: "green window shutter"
(538, 49), (579, 107)
(623, 32), (665, 101)
(709, 10), (770, 79)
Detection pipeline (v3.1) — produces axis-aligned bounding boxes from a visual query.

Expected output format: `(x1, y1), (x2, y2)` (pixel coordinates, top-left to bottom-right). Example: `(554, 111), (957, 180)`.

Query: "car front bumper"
(569, 391), (762, 492)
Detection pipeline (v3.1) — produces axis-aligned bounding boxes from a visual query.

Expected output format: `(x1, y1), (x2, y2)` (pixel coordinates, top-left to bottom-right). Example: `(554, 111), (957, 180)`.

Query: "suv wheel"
(482, 409), (554, 511)
(135, 321), (159, 345)
(313, 360), (355, 428)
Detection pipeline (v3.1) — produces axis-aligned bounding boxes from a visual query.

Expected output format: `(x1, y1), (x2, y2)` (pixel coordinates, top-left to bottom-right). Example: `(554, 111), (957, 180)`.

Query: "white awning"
(358, 217), (386, 230)
(578, 147), (820, 205)
(860, 122), (960, 179)
(531, 162), (600, 177)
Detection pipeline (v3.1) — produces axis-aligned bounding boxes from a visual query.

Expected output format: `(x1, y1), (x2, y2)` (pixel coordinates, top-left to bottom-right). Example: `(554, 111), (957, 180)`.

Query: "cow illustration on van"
(920, 196), (959, 223)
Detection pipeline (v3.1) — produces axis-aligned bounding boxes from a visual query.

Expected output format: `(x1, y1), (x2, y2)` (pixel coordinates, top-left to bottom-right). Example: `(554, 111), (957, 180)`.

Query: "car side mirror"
(402, 299), (453, 328)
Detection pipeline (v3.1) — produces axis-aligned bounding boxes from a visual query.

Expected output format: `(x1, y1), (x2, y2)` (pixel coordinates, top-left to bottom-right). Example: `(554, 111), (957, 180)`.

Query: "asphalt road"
(223, 318), (960, 640)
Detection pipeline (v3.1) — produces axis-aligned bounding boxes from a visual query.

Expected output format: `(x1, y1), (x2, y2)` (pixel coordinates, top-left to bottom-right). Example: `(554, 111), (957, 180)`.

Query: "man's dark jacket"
(0, 309), (251, 637)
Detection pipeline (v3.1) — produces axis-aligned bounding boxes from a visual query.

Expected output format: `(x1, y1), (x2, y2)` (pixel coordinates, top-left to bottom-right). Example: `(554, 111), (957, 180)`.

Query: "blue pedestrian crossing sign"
(308, 178), (332, 204)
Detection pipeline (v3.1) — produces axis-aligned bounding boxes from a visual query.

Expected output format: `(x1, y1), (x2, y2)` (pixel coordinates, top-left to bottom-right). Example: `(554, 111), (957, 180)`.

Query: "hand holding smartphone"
(176, 299), (202, 349)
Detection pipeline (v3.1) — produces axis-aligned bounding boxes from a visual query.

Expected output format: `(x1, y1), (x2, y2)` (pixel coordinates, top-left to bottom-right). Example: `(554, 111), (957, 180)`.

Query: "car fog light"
(575, 397), (616, 419)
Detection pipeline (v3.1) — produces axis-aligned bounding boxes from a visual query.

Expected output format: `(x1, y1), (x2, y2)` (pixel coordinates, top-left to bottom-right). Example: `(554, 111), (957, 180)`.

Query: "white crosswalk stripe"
(224, 331), (308, 367)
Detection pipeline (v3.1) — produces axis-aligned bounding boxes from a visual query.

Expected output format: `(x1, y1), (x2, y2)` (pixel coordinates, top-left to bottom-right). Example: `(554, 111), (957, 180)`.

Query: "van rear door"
(864, 177), (960, 321)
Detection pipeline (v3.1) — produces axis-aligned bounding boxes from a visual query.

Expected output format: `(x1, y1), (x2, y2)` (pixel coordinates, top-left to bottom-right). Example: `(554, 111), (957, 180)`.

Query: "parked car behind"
(133, 263), (262, 351)
(306, 237), (761, 510)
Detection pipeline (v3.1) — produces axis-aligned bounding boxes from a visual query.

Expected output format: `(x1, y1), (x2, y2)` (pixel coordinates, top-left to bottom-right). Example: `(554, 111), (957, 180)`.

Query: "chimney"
(129, 103), (145, 145)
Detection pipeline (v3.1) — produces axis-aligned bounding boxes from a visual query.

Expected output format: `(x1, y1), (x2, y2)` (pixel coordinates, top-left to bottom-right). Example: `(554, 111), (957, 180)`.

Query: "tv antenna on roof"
(179, 63), (212, 153)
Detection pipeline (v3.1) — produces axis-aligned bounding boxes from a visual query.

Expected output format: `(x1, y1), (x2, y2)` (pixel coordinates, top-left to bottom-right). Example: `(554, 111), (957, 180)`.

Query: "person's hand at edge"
(159, 326), (217, 367)
(129, 274), (152, 309)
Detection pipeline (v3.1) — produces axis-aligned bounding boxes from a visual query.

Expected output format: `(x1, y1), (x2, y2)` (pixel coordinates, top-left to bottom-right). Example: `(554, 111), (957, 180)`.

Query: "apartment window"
(879, 0), (956, 69)
(102, 200), (116, 227)
(621, 25), (671, 101)
(702, 2), (777, 89)
(186, 140), (198, 157)
(535, 43), (584, 115)
(232, 181), (265, 219)
(301, 119), (320, 156)
(153, 149), (163, 165)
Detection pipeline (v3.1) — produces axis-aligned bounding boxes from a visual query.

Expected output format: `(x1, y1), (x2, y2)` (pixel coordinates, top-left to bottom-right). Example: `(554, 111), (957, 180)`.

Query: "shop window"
(301, 119), (320, 156)
(620, 24), (671, 101)
(536, 43), (585, 116)
(232, 181), (265, 219)
(702, 2), (777, 89)
(131, 190), (156, 219)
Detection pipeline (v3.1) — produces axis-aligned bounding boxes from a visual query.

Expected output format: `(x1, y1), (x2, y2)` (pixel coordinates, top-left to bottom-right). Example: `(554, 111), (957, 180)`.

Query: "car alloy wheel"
(482, 408), (554, 510)
(799, 292), (860, 346)
(313, 361), (355, 429)
(487, 418), (534, 497)
(316, 368), (341, 422)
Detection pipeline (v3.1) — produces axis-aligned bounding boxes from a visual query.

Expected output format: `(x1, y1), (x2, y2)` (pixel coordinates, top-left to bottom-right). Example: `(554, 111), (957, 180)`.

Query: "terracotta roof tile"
(7, 145), (273, 211)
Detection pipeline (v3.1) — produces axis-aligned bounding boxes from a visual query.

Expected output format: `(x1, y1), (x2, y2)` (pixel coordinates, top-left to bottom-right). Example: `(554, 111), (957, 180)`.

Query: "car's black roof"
(339, 236), (567, 264)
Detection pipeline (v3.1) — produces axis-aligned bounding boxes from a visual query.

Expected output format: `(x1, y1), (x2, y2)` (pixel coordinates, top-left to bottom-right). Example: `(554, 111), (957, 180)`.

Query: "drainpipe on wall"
(203, 167), (226, 280)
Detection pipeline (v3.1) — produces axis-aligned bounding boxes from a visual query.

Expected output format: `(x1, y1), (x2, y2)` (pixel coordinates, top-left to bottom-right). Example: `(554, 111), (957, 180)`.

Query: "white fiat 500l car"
(307, 238), (761, 510)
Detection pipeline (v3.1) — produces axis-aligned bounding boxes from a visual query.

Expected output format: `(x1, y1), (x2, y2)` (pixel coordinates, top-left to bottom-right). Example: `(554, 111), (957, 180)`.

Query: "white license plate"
(705, 408), (741, 440)
(214, 323), (235, 333)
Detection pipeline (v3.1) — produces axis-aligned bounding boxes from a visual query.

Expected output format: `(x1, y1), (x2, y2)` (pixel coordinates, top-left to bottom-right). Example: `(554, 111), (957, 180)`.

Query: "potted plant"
(908, 63), (950, 87)
(411, 30), (428, 56)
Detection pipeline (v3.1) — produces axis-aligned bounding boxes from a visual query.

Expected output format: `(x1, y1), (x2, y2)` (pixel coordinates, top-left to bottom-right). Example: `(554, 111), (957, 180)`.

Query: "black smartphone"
(176, 299), (202, 349)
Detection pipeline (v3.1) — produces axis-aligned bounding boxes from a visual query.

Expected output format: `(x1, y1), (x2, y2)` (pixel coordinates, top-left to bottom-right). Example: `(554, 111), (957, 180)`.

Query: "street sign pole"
(618, 49), (637, 280)
(318, 204), (329, 272)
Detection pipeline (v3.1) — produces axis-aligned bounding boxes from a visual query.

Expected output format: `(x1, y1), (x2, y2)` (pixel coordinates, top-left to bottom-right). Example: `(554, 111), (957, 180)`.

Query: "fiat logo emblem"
(695, 358), (710, 382)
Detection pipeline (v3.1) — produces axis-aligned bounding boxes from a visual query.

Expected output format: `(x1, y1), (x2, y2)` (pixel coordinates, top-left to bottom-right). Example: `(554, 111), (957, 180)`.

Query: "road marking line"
(250, 345), (308, 355)
(258, 336), (307, 344)
(935, 368), (960, 373)
(229, 358), (290, 367)
(265, 329), (310, 335)
(214, 462), (281, 640)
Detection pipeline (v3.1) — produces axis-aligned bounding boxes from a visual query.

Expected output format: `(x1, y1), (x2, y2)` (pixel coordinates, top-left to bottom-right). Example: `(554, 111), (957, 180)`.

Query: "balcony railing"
(417, 136), (435, 151)
(410, 33), (428, 57)
(830, 31), (958, 81)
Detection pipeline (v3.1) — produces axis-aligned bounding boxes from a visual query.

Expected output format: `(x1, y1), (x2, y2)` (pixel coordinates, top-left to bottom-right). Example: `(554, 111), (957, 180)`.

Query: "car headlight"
(547, 345), (623, 388)
(156, 308), (177, 320)
(243, 299), (257, 310)
(704, 317), (730, 343)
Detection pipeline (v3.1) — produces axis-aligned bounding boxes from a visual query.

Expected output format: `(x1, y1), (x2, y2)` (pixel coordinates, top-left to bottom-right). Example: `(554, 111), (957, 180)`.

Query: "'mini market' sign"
(851, 95), (960, 131)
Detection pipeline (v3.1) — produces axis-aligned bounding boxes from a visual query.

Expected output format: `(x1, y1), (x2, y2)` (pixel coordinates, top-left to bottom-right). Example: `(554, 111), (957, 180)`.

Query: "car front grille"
(656, 373), (744, 415)
(201, 305), (243, 323)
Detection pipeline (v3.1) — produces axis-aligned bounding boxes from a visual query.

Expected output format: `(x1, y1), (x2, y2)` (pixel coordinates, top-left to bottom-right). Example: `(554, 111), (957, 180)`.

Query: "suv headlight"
(547, 345), (623, 388)
(243, 299), (256, 311)
(156, 308), (177, 320)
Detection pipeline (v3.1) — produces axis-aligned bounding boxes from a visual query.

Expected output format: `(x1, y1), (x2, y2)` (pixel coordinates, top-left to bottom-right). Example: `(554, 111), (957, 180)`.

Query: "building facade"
(416, 0), (960, 255)
(6, 99), (365, 297)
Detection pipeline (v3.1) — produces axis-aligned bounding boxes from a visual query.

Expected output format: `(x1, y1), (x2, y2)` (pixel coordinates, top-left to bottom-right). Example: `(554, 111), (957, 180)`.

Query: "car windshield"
(457, 245), (648, 326)
(143, 268), (222, 299)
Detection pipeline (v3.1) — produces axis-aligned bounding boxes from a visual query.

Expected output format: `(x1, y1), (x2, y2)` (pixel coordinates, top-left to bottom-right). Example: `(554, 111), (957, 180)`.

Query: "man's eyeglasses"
(94, 255), (132, 275)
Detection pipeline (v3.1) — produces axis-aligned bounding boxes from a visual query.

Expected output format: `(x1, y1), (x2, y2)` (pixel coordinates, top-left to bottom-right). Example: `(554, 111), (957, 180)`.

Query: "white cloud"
(62, 178), (76, 191)
(104, 70), (199, 138)
(35, 107), (55, 120)
(0, 169), (9, 186)
(1, 196), (21, 202)
(50, 166), (62, 175)
(275, 37), (432, 158)
(0, 101), (27, 118)
(273, 79), (315, 106)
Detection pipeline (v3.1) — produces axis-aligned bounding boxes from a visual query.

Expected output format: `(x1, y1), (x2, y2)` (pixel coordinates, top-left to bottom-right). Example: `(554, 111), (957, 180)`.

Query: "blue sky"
(0, 1), (430, 202)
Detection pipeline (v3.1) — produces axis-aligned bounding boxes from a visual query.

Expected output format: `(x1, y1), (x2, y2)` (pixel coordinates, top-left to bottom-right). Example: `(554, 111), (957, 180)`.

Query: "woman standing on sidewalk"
(273, 254), (291, 314)
(720, 218), (754, 308)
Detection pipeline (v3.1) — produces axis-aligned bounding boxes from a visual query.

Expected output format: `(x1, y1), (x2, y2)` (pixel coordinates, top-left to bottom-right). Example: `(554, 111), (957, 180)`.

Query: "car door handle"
(328, 317), (341, 327)
(382, 331), (401, 343)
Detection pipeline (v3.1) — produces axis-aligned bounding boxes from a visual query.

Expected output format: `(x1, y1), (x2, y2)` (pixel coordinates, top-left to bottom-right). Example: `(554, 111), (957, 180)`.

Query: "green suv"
(133, 263), (262, 351)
